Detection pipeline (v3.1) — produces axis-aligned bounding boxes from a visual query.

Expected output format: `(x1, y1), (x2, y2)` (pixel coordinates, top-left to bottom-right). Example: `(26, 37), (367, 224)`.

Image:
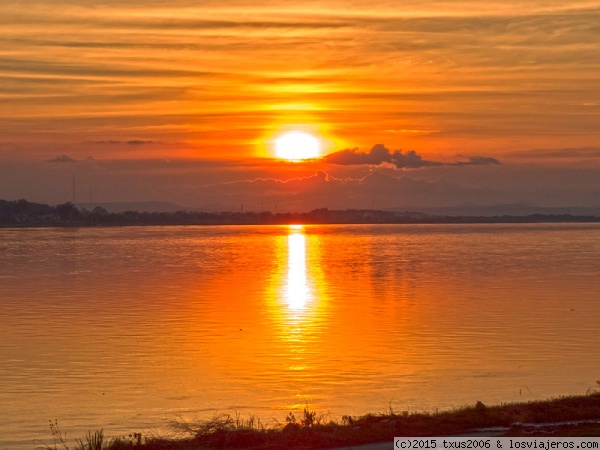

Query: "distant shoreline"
(2, 198), (600, 228)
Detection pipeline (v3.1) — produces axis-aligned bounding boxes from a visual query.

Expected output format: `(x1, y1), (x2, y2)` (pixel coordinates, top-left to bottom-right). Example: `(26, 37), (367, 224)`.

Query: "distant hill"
(388, 204), (600, 217)
(76, 201), (190, 213)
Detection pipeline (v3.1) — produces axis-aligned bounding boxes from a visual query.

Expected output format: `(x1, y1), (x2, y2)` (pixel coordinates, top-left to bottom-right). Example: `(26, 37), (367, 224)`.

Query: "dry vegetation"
(37, 394), (600, 450)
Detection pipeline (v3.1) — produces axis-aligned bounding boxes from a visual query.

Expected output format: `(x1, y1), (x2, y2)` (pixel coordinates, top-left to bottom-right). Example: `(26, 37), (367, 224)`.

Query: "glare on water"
(285, 226), (310, 310)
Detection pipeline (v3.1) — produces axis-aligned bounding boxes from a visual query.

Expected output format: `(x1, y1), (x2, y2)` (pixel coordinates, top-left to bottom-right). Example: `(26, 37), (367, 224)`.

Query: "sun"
(275, 131), (321, 161)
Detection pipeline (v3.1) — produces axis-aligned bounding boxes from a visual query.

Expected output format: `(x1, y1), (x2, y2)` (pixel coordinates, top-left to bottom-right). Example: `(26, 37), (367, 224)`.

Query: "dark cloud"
(47, 155), (77, 163)
(324, 144), (500, 169)
(449, 156), (501, 166)
(324, 144), (442, 169)
(127, 140), (157, 145)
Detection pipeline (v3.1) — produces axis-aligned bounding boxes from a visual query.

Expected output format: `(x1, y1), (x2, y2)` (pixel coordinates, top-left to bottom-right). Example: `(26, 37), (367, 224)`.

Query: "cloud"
(127, 140), (157, 145)
(47, 155), (77, 163)
(324, 144), (442, 169)
(449, 156), (501, 166)
(324, 144), (500, 169)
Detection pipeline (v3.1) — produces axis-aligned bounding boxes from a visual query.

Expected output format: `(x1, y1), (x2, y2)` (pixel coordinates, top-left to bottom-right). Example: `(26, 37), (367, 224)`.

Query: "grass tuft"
(76, 429), (105, 450)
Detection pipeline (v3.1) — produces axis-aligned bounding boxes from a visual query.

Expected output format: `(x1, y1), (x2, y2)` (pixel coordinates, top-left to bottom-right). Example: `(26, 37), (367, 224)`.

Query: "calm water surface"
(1, 224), (600, 447)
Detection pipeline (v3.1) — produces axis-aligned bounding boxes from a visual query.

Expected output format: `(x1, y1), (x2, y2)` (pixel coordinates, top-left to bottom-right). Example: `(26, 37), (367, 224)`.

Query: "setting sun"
(275, 132), (321, 161)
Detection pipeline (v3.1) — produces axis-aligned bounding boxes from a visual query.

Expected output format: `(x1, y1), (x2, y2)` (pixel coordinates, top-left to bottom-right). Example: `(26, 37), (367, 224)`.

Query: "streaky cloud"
(84, 140), (159, 145)
(197, 170), (352, 188)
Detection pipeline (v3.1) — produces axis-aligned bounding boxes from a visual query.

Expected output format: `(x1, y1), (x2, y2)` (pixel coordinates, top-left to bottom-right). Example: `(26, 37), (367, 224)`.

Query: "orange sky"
(0, 0), (599, 208)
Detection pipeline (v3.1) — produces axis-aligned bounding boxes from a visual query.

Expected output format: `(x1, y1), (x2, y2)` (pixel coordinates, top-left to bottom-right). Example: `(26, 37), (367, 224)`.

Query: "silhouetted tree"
(55, 202), (80, 221)
(92, 206), (108, 215)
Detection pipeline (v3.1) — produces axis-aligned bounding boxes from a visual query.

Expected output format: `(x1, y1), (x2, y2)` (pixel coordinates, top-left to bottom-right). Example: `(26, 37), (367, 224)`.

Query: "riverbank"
(39, 394), (600, 450)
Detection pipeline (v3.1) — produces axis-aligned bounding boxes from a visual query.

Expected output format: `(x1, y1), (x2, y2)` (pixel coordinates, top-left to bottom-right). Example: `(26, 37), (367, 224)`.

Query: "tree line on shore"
(1, 198), (599, 227)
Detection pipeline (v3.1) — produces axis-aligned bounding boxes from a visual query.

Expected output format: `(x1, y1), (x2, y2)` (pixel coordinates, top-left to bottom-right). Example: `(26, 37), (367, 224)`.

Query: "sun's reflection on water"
(272, 224), (328, 385)
(285, 225), (311, 310)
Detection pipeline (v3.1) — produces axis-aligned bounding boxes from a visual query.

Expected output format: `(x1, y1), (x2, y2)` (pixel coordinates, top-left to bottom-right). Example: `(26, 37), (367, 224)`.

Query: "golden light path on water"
(280, 225), (312, 384)
(285, 225), (310, 310)
(273, 224), (331, 408)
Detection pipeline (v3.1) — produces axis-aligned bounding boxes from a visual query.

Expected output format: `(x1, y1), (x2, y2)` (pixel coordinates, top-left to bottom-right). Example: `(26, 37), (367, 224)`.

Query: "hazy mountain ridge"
(388, 204), (600, 217)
